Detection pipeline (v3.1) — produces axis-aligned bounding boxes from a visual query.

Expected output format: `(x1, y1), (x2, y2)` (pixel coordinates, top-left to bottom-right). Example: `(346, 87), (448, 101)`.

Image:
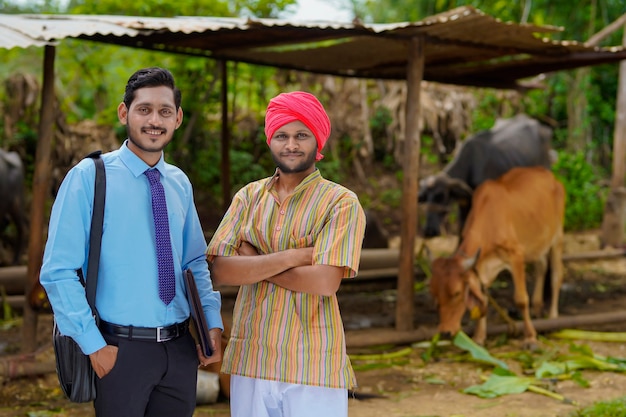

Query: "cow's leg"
(530, 257), (548, 318)
(547, 238), (564, 319)
(5, 156), (26, 266)
(510, 251), (537, 349)
(8, 198), (25, 265)
(473, 315), (488, 346)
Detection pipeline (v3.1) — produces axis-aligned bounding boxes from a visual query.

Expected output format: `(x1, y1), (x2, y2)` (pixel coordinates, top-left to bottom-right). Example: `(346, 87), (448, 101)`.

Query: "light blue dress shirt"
(40, 140), (223, 355)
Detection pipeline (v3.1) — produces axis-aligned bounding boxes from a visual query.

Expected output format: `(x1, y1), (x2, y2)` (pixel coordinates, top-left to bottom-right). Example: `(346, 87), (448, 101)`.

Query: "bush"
(552, 151), (607, 231)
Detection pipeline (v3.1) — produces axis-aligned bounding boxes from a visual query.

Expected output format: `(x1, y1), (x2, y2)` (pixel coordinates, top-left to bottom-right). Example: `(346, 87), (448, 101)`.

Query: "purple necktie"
(145, 169), (176, 305)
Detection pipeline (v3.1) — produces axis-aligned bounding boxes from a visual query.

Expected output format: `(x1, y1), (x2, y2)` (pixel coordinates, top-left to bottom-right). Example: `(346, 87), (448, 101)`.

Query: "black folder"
(184, 269), (213, 357)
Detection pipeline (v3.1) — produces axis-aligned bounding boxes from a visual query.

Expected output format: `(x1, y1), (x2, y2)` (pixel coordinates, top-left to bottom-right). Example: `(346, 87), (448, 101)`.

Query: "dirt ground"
(2, 232), (626, 417)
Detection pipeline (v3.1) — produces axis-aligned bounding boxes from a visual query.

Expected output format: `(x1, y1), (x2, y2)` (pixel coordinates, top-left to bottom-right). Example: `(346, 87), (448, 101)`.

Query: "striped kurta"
(206, 169), (366, 389)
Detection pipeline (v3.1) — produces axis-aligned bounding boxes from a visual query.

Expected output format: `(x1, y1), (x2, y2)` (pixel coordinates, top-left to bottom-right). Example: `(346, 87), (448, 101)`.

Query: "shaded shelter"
(2, 6), (626, 350)
(3, 8), (626, 88)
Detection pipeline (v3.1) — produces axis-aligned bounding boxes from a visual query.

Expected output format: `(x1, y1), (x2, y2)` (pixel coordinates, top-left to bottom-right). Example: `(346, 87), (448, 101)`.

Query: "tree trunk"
(566, 69), (591, 153)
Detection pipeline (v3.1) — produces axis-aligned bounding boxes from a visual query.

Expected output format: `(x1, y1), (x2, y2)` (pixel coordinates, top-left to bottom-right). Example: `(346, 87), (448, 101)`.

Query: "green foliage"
(189, 146), (269, 207)
(232, 0), (297, 18)
(552, 151), (607, 231)
(419, 135), (439, 165)
(379, 187), (402, 209)
(229, 150), (268, 190)
(449, 334), (626, 404)
(470, 92), (499, 132)
(570, 397), (626, 417)
(369, 106), (393, 163)
(67, 0), (232, 17)
(1, 0), (63, 13)
(1, 287), (15, 321)
(317, 158), (345, 185)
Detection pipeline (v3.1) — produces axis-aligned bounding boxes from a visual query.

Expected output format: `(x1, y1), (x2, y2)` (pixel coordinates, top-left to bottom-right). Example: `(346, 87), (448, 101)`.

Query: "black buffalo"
(418, 114), (554, 238)
(0, 149), (27, 265)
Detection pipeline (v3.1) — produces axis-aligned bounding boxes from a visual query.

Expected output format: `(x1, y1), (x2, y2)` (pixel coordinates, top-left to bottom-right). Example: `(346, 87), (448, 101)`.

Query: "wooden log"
(0, 356), (56, 379)
(346, 326), (438, 348)
(0, 265), (26, 295)
(490, 310), (626, 336)
(345, 310), (626, 348)
(359, 249), (399, 270)
(3, 295), (28, 310)
(356, 267), (405, 280)
(1, 295), (49, 313)
(562, 248), (626, 261)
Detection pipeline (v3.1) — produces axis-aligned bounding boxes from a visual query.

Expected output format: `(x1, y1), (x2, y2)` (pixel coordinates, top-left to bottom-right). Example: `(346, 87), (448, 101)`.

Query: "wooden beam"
(395, 36), (424, 332)
(585, 13), (626, 47)
(22, 45), (56, 353)
(346, 310), (626, 348)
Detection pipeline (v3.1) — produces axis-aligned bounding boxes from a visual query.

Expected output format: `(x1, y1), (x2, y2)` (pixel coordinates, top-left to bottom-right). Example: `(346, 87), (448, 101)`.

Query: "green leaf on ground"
(453, 331), (509, 370)
(463, 374), (532, 398)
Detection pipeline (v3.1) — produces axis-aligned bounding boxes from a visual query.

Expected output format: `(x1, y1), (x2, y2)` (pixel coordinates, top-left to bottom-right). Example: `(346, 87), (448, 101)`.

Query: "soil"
(2, 232), (626, 417)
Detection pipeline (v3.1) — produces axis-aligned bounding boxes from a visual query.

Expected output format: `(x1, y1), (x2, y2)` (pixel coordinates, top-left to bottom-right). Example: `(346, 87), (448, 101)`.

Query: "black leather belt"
(100, 319), (189, 342)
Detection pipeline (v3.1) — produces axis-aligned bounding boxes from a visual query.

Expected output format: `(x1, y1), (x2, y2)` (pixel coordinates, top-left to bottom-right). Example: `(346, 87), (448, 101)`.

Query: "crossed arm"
(210, 242), (344, 296)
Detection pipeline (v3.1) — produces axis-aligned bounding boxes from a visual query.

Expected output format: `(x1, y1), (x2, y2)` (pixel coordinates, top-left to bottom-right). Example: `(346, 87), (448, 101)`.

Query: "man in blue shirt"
(40, 67), (223, 417)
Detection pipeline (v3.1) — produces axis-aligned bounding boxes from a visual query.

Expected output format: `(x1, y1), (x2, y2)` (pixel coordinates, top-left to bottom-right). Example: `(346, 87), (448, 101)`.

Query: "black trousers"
(94, 331), (198, 417)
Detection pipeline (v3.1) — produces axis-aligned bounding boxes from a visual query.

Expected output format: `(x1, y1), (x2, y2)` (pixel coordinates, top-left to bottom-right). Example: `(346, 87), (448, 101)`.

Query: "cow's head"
(429, 249), (486, 338)
(418, 173), (473, 237)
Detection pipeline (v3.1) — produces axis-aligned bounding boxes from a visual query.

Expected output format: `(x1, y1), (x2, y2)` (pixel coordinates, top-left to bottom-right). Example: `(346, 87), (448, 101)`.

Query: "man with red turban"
(264, 90), (331, 161)
(207, 91), (366, 417)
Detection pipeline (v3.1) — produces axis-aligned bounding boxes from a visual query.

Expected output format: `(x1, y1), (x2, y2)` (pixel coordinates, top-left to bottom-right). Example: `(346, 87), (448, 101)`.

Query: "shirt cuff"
(76, 325), (107, 355)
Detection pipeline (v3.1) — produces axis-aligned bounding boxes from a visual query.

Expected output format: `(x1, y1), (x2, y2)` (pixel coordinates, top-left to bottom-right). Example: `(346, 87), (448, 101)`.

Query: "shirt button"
(276, 226), (281, 231)
(280, 210), (285, 215)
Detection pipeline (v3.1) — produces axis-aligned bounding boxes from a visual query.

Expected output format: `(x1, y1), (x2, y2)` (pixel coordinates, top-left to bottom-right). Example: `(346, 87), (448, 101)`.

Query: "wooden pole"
(395, 36), (424, 331)
(600, 24), (626, 247)
(21, 45), (55, 353)
(610, 26), (626, 189)
(220, 60), (231, 212)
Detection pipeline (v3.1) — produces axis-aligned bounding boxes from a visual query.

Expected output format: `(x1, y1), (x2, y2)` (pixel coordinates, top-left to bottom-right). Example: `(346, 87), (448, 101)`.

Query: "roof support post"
(600, 24), (626, 247)
(610, 26), (626, 190)
(220, 60), (231, 211)
(22, 45), (56, 352)
(395, 36), (424, 331)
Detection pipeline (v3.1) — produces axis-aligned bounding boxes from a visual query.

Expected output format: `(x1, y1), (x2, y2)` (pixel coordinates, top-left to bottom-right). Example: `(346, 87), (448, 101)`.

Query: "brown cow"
(429, 166), (565, 349)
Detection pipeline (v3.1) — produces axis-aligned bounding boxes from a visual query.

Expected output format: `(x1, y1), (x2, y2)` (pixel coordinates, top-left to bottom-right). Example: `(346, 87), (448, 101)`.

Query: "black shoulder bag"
(52, 150), (105, 403)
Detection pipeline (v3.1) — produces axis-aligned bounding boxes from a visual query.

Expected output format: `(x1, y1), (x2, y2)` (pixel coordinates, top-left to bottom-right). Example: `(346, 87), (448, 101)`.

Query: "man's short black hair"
(123, 67), (182, 109)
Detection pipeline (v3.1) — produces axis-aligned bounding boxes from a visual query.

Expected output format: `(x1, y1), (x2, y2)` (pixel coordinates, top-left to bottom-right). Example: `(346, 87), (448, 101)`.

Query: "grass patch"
(570, 396), (626, 416)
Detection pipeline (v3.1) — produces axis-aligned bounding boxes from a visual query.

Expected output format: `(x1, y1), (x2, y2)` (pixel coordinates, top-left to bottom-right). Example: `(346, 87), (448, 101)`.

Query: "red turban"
(264, 91), (331, 161)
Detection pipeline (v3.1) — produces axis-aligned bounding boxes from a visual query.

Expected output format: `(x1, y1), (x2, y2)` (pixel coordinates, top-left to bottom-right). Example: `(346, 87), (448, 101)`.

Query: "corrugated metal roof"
(0, 14), (141, 43)
(1, 6), (625, 89)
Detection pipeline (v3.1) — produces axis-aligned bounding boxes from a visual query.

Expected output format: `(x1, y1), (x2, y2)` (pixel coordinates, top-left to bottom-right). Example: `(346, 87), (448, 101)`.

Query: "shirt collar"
(119, 139), (167, 178)
(265, 168), (322, 192)
(266, 168), (280, 190)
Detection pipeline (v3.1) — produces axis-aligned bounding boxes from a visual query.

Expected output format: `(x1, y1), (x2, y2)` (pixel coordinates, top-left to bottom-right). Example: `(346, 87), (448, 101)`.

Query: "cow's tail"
(349, 389), (386, 400)
(543, 250), (553, 309)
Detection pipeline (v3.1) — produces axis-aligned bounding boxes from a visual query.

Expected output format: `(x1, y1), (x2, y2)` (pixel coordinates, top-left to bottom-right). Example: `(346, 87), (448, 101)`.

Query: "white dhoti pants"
(230, 374), (349, 417)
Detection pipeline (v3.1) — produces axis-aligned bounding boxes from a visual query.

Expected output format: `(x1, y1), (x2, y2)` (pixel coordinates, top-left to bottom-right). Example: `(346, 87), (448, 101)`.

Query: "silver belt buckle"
(156, 326), (167, 342)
